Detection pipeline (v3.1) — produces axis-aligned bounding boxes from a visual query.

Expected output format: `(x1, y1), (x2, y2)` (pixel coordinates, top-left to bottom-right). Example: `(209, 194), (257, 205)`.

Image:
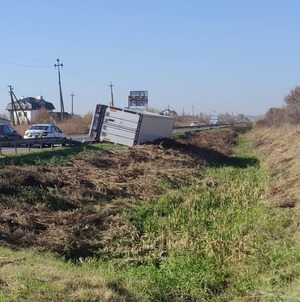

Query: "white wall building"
(5, 96), (55, 124)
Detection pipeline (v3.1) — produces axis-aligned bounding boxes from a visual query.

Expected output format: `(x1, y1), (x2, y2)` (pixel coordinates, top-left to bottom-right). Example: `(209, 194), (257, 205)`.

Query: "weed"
(0, 143), (118, 166)
(1, 129), (300, 301)
(104, 133), (300, 301)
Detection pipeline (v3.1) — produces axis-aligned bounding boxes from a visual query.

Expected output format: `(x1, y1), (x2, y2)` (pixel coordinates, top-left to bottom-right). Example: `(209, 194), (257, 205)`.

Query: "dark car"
(0, 124), (23, 141)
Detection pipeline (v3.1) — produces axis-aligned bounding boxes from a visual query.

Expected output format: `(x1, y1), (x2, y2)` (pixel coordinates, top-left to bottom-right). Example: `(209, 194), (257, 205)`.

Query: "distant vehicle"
(190, 121), (200, 127)
(24, 124), (66, 139)
(209, 116), (219, 125)
(0, 124), (22, 141)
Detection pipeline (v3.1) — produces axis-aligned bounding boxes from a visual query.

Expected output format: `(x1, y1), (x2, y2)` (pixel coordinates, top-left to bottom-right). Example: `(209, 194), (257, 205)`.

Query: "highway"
(0, 135), (92, 155)
(172, 124), (229, 133)
(0, 124), (229, 155)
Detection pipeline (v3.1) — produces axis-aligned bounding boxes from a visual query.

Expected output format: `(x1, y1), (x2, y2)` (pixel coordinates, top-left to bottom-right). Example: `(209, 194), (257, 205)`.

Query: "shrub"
(58, 115), (90, 135)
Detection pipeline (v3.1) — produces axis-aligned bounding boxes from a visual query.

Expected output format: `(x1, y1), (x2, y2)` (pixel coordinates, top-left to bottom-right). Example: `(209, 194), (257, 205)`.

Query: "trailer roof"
(122, 107), (174, 119)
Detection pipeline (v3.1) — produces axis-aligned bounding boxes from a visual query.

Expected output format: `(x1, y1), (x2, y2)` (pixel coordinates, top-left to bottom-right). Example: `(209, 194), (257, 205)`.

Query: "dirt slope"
(0, 130), (237, 260)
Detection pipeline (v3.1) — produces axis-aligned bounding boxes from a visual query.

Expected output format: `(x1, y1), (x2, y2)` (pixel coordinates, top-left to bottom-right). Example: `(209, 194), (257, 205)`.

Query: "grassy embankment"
(1, 128), (300, 301)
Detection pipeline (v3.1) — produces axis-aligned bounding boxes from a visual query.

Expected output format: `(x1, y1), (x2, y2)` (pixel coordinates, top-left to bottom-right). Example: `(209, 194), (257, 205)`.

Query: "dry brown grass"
(0, 130), (237, 260)
(59, 115), (90, 135)
(250, 125), (300, 208)
(13, 115), (91, 136)
(13, 124), (28, 137)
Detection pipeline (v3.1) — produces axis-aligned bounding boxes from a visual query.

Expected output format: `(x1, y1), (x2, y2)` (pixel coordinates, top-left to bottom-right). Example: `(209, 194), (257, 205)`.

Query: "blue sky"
(0, 0), (299, 117)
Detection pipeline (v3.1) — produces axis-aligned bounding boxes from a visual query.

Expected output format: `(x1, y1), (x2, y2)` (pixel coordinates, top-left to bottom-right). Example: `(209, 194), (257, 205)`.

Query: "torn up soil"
(0, 129), (240, 260)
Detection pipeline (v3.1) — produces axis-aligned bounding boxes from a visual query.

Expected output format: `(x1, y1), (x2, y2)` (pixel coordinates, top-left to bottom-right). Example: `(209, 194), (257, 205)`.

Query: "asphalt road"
(0, 125), (229, 155)
(66, 134), (94, 143)
(0, 134), (93, 155)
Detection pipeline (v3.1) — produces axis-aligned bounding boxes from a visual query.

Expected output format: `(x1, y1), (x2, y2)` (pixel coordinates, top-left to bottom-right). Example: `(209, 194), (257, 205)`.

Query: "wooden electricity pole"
(8, 85), (31, 125)
(54, 58), (65, 121)
(8, 85), (17, 125)
(70, 92), (75, 116)
(109, 81), (114, 107)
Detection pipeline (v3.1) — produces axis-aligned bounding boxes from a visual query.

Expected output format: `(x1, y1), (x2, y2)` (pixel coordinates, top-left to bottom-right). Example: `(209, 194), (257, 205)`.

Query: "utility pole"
(54, 58), (65, 121)
(7, 85), (31, 126)
(7, 86), (30, 125)
(109, 81), (114, 107)
(70, 92), (75, 116)
(12, 91), (31, 125)
(8, 85), (16, 125)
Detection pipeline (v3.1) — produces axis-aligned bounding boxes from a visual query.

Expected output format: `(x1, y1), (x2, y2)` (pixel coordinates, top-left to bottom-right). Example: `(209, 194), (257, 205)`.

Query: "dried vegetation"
(0, 130), (238, 260)
(250, 125), (300, 208)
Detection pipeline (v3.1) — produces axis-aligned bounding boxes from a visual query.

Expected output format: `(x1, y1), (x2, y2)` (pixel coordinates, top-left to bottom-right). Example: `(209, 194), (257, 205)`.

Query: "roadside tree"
(264, 107), (286, 126)
(284, 86), (300, 124)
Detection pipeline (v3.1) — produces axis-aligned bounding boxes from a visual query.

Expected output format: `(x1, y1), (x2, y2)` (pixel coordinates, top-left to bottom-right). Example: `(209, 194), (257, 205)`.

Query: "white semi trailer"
(89, 104), (175, 147)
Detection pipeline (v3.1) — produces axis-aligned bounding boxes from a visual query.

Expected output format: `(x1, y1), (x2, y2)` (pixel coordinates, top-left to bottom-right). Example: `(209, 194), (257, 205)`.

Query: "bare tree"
(32, 108), (53, 124)
(265, 107), (286, 126)
(0, 112), (9, 120)
(219, 113), (235, 124)
(284, 86), (300, 124)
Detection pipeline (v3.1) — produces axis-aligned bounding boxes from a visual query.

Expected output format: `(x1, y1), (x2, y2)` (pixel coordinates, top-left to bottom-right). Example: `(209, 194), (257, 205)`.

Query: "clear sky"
(1, 0), (299, 117)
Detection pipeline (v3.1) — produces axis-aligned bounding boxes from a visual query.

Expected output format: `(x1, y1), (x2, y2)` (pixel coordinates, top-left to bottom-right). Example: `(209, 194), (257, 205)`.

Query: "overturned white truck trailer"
(89, 104), (175, 147)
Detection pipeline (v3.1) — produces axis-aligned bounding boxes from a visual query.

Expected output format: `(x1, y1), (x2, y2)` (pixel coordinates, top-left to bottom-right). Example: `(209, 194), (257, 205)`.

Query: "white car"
(24, 124), (66, 139)
(190, 121), (200, 127)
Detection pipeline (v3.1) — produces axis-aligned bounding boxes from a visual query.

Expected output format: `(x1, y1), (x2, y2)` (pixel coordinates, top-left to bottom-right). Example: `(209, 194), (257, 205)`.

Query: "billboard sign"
(128, 91), (148, 108)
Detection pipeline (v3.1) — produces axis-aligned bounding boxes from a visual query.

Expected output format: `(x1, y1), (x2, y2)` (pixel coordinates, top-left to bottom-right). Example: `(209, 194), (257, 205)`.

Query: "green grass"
(1, 134), (300, 301)
(0, 247), (140, 302)
(96, 135), (300, 301)
(171, 131), (193, 139)
(0, 143), (122, 166)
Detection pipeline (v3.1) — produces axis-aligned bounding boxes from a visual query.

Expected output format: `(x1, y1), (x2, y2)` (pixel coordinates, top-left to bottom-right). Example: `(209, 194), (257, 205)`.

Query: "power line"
(0, 60), (52, 68)
(0, 52), (53, 67)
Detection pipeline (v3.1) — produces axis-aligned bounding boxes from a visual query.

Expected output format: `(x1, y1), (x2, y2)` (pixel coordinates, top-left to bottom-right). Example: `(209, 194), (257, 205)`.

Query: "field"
(0, 130), (235, 260)
(1, 126), (300, 301)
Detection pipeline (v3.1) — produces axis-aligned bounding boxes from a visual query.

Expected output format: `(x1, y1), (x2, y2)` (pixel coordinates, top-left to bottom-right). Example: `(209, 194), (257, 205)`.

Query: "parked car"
(0, 124), (23, 141)
(24, 124), (66, 139)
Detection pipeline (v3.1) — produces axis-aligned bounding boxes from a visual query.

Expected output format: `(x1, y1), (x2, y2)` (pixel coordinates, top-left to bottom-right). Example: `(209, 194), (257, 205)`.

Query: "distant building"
(5, 95), (55, 124)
